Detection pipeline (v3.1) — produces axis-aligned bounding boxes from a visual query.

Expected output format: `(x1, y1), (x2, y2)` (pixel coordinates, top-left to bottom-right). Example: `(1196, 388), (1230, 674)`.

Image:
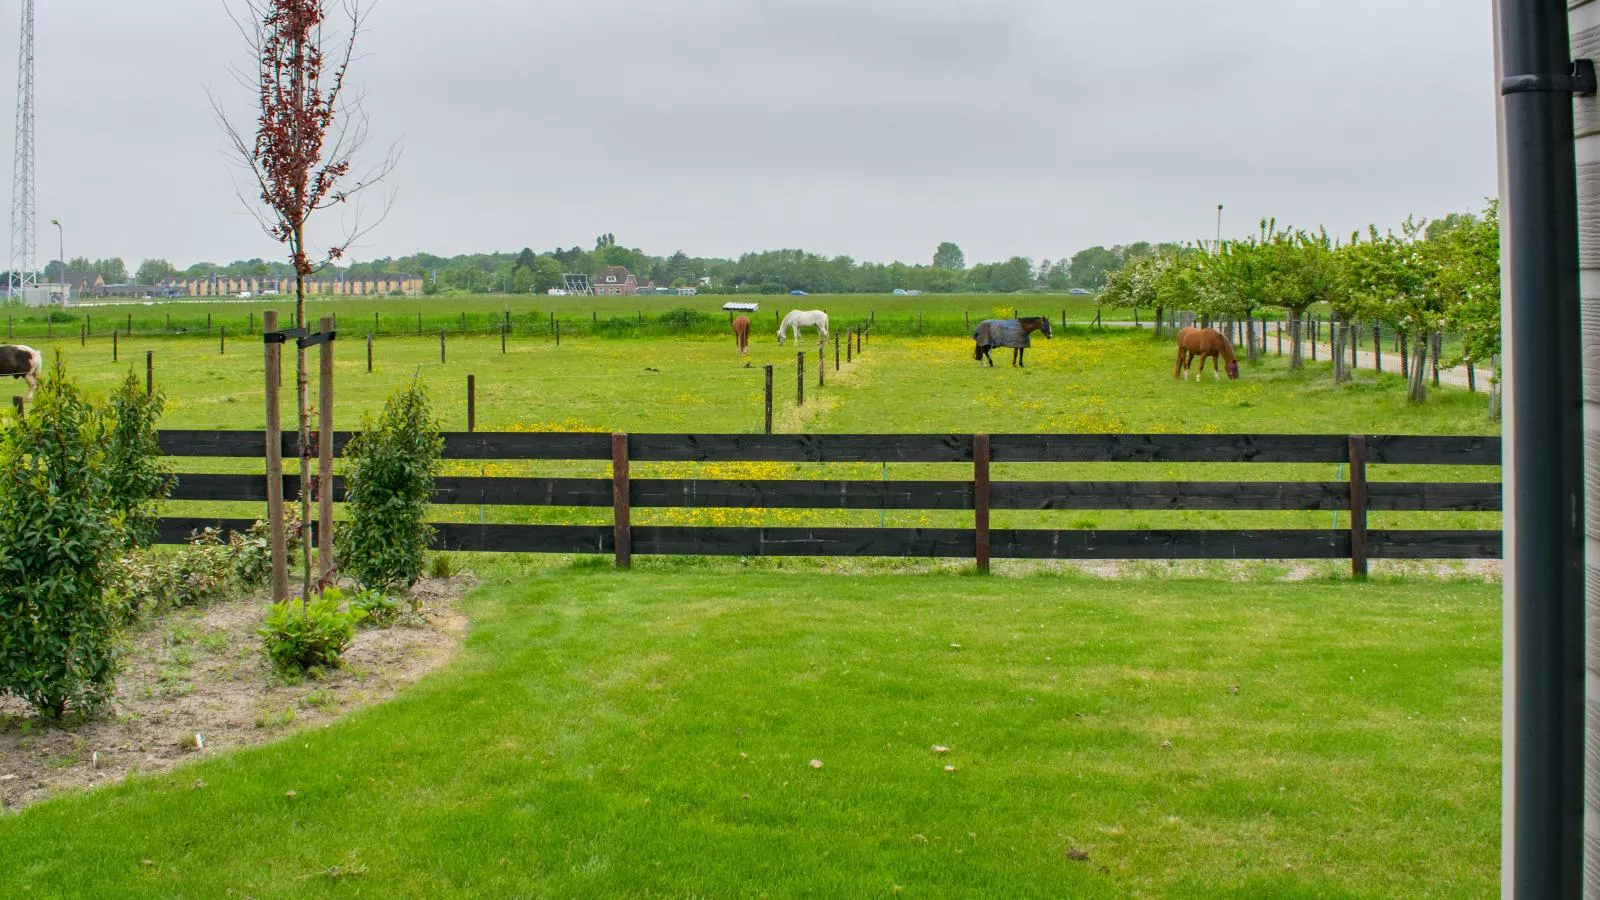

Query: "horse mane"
(1218, 333), (1237, 364)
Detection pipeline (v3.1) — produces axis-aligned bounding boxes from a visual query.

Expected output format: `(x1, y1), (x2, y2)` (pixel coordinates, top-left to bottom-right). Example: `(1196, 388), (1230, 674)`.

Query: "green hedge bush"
(335, 379), (441, 593)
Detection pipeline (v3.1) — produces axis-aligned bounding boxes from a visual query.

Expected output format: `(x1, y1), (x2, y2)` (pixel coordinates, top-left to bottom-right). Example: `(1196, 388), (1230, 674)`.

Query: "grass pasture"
(5, 320), (1499, 535)
(0, 564), (1500, 898)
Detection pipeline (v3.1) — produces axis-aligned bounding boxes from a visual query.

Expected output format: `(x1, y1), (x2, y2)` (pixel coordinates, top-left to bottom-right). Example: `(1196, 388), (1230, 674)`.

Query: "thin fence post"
(835, 331), (840, 371)
(440, 329), (446, 364)
(847, 328), (853, 363)
(374, 311), (379, 334)
(467, 375), (476, 432)
(249, 312), (255, 334)
(145, 351), (153, 397)
(367, 333), (373, 372)
(10, 396), (19, 416)
(764, 365), (773, 434)
(263, 311), (288, 604)
(126, 313), (131, 335)
(1348, 435), (1368, 579)
(112, 328), (118, 362)
(797, 352), (805, 406)
(220, 325), (226, 355)
(556, 320), (561, 346)
(1373, 324), (1382, 374)
(317, 317), (335, 585)
(501, 322), (507, 354)
(819, 342), (826, 388)
(612, 433), (631, 568)
(974, 433), (991, 574)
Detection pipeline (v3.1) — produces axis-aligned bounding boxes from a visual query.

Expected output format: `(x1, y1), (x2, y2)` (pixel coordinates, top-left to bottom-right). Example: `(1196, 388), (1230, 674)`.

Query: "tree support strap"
(1500, 58), (1596, 95)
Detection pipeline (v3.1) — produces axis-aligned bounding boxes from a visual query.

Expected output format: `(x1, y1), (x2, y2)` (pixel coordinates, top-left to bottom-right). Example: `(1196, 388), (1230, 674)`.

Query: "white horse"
(777, 310), (830, 346)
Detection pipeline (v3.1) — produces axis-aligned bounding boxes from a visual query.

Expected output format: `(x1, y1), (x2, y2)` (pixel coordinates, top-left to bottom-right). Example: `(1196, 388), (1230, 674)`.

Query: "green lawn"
(0, 562), (1500, 898)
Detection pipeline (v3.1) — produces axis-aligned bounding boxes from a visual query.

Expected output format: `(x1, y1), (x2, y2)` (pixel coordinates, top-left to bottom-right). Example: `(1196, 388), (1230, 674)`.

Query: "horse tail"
(1174, 342), (1185, 379)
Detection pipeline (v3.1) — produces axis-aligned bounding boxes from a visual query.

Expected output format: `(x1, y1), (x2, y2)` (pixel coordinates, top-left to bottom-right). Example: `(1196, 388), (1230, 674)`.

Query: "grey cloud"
(16, 0), (1496, 269)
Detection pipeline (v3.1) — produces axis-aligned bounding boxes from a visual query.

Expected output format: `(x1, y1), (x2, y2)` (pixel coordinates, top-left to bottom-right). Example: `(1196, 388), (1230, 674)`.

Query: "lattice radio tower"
(7, 0), (35, 301)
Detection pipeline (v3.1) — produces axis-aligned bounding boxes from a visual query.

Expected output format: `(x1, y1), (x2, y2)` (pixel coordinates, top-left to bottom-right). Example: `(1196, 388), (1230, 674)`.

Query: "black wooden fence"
(153, 431), (1502, 574)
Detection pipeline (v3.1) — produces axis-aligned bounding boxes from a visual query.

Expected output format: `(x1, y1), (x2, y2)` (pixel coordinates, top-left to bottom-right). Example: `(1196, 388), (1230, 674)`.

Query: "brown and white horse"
(732, 315), (751, 356)
(0, 345), (41, 400)
(1174, 327), (1239, 381)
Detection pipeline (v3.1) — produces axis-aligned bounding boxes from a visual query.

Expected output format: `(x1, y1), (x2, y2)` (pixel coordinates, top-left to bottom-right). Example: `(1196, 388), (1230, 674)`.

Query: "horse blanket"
(973, 319), (1030, 349)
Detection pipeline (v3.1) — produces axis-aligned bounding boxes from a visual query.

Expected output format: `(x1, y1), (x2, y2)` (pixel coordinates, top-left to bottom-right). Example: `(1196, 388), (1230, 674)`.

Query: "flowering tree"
(215, 0), (397, 603)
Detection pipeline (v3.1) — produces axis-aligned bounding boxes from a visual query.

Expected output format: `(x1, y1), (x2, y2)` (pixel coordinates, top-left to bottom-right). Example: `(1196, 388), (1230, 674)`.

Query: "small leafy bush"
(0, 359), (121, 718)
(349, 590), (401, 628)
(228, 510), (303, 588)
(336, 380), (441, 593)
(261, 587), (363, 675)
(104, 371), (169, 548)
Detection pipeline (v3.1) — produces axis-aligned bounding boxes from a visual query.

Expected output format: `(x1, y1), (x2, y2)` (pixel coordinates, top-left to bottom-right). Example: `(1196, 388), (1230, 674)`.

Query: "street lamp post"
(1215, 204), (1223, 251)
(49, 218), (62, 306)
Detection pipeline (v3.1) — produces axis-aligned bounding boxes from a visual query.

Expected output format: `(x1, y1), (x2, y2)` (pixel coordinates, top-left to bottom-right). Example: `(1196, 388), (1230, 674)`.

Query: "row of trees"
(1100, 203), (1501, 403)
(45, 238), (1190, 296)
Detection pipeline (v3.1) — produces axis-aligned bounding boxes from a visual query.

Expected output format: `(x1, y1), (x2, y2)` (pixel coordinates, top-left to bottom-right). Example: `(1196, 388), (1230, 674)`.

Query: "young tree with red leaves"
(216, 0), (397, 604)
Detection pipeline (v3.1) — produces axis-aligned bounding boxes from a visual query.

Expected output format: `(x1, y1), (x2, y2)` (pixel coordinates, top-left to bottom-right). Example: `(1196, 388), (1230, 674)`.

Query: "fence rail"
(153, 431), (1503, 572)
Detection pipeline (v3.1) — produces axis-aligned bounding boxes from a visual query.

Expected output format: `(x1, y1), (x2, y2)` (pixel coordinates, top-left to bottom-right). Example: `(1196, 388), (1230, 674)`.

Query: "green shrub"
(350, 590), (401, 628)
(104, 371), (169, 547)
(429, 553), (456, 580)
(0, 359), (121, 718)
(228, 510), (303, 588)
(336, 379), (441, 593)
(261, 588), (363, 675)
(113, 530), (237, 618)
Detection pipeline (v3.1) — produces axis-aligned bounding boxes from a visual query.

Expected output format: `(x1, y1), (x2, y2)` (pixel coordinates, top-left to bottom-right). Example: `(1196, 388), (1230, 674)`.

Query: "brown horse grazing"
(732, 315), (751, 356)
(972, 317), (1053, 367)
(1174, 327), (1239, 381)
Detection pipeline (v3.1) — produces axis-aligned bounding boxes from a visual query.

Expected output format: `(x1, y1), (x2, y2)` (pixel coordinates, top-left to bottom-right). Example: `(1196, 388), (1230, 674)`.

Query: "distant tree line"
(20, 234), (1195, 297)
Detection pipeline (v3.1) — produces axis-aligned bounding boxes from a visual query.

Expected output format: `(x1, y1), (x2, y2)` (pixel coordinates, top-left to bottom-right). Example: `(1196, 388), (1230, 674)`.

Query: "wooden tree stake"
(317, 317), (336, 584)
(764, 365), (773, 434)
(263, 311), (289, 603)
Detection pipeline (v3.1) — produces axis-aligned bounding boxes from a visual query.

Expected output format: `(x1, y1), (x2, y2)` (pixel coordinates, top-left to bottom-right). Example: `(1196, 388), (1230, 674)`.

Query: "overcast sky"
(23, 0), (1495, 268)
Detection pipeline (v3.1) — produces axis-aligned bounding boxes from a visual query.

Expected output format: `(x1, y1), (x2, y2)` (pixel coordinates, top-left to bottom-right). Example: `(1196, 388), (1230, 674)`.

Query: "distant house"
(63, 271), (103, 298)
(594, 266), (638, 296)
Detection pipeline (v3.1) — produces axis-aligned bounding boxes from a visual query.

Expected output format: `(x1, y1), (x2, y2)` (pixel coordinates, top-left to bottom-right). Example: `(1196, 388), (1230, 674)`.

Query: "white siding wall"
(1575, 2), (1600, 895)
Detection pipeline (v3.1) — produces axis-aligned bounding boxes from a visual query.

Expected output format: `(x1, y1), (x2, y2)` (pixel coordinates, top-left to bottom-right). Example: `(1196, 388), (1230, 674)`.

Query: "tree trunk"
(1489, 354), (1502, 421)
(1245, 311), (1257, 362)
(1332, 315), (1346, 383)
(1154, 305), (1164, 339)
(1407, 332), (1428, 403)
(1288, 310), (1304, 370)
(294, 255), (311, 610)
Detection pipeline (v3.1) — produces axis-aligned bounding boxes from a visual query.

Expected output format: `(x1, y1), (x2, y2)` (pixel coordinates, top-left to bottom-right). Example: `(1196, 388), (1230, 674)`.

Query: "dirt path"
(0, 576), (473, 812)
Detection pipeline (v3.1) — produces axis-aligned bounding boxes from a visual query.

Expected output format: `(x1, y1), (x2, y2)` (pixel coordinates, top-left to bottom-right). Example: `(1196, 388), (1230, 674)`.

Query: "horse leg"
(23, 373), (35, 402)
(1018, 348), (1025, 368)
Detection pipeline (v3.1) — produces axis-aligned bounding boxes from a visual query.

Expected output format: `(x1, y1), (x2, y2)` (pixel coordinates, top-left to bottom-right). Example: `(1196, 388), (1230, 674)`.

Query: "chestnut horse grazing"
(1174, 327), (1239, 381)
(732, 315), (751, 356)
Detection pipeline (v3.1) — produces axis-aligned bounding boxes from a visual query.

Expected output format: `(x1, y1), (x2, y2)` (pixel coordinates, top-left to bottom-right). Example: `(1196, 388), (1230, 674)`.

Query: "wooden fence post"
(974, 433), (991, 573)
(440, 329), (446, 364)
(467, 375), (476, 432)
(764, 365), (773, 434)
(612, 433), (631, 568)
(220, 326), (226, 355)
(263, 311), (289, 604)
(126, 313), (131, 335)
(367, 333), (373, 372)
(834, 331), (840, 371)
(1348, 435), (1368, 579)
(1373, 324), (1382, 373)
(112, 328), (118, 362)
(819, 342), (826, 388)
(373, 311), (378, 334)
(847, 328), (853, 363)
(145, 351), (153, 397)
(317, 317), (336, 585)
(79, 322), (84, 347)
(501, 322), (507, 354)
(797, 352), (805, 406)
(555, 320), (561, 347)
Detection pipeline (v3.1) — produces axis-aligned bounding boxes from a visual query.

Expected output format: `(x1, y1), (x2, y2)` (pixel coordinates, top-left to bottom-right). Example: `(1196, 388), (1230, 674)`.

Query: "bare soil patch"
(0, 575), (473, 811)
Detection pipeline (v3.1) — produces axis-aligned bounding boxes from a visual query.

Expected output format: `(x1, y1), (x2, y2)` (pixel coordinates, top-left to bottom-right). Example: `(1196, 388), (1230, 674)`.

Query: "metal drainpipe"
(1497, 1), (1589, 895)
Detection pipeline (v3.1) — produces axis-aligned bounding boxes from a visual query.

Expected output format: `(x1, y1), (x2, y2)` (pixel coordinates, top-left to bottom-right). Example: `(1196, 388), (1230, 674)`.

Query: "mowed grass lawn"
(0, 563), (1499, 898)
